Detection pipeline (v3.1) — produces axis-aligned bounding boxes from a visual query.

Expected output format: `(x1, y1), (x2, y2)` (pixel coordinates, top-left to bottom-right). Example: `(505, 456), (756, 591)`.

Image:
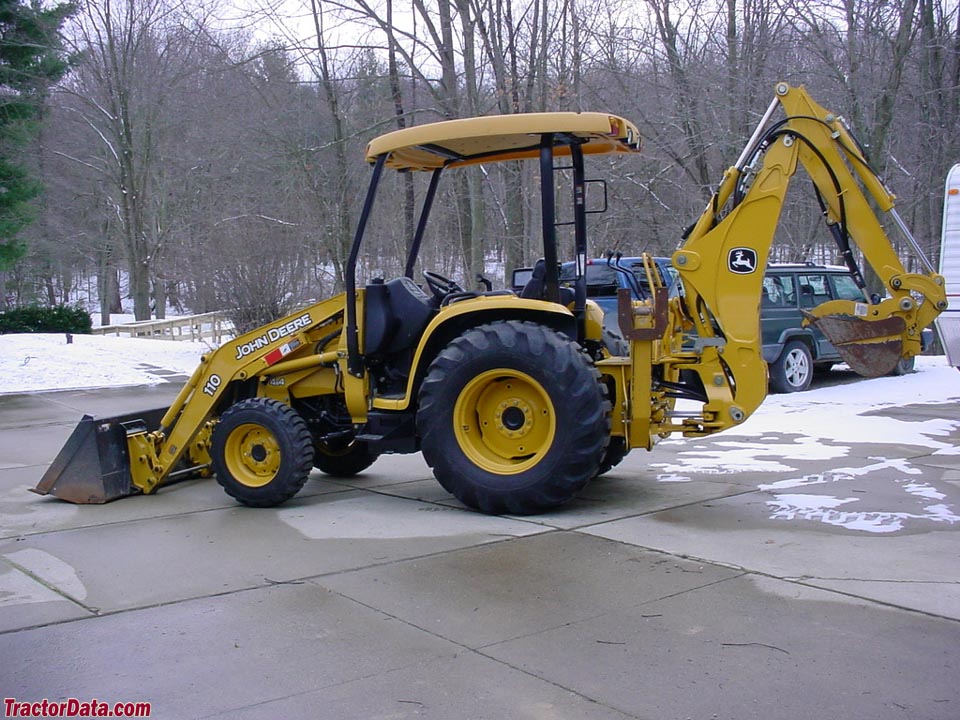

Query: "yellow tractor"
(35, 83), (947, 514)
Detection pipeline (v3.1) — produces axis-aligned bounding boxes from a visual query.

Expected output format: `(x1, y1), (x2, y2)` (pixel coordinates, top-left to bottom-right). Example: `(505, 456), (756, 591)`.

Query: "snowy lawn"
(0, 333), (212, 394)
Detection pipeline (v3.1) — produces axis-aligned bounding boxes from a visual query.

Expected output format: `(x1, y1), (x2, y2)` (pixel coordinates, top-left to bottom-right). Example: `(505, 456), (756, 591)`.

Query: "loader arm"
(128, 294), (353, 494)
(617, 82), (946, 447)
(34, 294), (351, 502)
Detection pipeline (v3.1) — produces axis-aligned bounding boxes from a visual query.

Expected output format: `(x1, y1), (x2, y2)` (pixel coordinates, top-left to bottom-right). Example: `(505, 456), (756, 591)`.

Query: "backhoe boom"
(615, 82), (946, 450)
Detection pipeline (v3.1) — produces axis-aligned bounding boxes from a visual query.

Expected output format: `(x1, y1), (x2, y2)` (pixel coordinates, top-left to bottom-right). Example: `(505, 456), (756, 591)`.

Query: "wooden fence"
(92, 312), (232, 344)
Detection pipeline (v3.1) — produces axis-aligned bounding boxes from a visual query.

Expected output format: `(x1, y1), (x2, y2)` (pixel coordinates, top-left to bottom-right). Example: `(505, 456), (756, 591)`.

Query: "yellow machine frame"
(35, 84), (946, 514)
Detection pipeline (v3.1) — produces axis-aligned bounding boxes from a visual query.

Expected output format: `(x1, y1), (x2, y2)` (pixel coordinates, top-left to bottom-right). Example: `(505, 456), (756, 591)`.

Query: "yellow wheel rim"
(223, 422), (282, 487)
(453, 369), (556, 475)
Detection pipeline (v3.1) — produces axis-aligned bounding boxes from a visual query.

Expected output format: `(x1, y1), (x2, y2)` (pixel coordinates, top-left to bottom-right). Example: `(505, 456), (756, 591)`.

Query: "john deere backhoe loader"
(34, 82), (947, 514)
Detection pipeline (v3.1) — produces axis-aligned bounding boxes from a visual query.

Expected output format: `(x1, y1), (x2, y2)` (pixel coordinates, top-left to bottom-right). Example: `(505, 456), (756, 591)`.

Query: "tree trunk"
(153, 279), (166, 319)
(98, 254), (122, 325)
(311, 0), (353, 292)
(386, 0), (416, 259)
(503, 162), (526, 285)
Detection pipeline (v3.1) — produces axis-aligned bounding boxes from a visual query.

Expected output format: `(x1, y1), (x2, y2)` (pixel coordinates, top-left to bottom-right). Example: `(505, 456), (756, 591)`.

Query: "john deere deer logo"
(728, 248), (757, 274)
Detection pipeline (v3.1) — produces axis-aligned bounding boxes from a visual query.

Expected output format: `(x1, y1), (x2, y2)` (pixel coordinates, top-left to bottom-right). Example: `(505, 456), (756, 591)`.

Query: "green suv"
(762, 263), (915, 392)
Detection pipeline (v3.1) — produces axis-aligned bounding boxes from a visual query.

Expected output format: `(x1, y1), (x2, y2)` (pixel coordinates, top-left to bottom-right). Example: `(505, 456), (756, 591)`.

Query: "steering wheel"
(423, 271), (463, 301)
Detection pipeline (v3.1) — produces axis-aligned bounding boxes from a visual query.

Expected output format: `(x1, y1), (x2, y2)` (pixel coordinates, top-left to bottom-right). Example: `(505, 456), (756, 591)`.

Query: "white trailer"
(937, 164), (960, 367)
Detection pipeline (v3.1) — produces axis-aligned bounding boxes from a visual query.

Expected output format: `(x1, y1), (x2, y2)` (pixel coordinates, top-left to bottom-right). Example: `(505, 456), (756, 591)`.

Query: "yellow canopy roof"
(364, 112), (642, 171)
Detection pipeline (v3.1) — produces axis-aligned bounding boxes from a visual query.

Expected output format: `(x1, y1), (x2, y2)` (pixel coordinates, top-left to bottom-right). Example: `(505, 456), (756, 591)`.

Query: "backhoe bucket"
(805, 312), (905, 378)
(32, 408), (167, 504)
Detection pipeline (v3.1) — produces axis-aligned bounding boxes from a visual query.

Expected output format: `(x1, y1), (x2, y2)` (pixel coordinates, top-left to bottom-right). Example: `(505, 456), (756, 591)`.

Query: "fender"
(370, 295), (576, 412)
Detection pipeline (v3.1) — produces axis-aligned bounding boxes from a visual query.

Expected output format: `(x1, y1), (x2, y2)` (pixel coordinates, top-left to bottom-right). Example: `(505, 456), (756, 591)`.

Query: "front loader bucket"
(805, 312), (906, 378)
(32, 408), (167, 504)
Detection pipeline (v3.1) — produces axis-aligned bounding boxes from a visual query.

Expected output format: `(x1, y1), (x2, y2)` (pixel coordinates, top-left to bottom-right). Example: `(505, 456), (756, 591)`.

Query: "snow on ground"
(649, 355), (960, 534)
(647, 355), (960, 457)
(0, 333), (213, 394)
(733, 357), (960, 449)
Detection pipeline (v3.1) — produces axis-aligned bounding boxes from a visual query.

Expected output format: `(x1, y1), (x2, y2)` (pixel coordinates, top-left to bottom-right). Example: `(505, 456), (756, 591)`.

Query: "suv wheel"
(770, 340), (813, 393)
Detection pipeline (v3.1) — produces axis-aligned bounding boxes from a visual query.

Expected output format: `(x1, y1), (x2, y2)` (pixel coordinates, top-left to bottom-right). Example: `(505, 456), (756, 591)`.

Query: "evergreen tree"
(0, 0), (74, 270)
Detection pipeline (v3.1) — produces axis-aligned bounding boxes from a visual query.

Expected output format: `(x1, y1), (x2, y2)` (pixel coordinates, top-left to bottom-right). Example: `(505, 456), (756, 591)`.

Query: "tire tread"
(418, 320), (609, 514)
(211, 398), (314, 507)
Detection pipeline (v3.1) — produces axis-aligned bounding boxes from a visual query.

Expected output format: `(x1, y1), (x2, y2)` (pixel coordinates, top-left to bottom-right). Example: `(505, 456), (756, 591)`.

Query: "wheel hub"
(495, 398), (532, 436)
(785, 349), (809, 386)
(454, 370), (555, 474)
(225, 423), (281, 487)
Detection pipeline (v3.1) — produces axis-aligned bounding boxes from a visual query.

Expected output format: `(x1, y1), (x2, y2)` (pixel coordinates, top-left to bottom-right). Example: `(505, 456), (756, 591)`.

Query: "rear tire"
(601, 328), (629, 357)
(418, 320), (609, 515)
(313, 439), (378, 477)
(769, 340), (813, 393)
(211, 398), (314, 507)
(596, 436), (627, 476)
(597, 331), (629, 475)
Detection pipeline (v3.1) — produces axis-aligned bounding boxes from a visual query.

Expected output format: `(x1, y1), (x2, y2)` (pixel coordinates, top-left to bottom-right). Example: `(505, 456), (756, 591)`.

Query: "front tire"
(211, 398), (314, 507)
(769, 340), (813, 393)
(418, 320), (609, 515)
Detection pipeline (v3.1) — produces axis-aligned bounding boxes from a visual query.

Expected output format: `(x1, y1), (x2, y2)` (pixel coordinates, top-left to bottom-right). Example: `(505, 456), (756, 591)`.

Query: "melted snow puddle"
(759, 462), (960, 534)
(652, 436), (848, 481)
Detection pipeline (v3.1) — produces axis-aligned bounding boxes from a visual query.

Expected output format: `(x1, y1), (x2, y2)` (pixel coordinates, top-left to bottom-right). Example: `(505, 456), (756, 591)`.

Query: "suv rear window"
(797, 274), (833, 308)
(830, 273), (867, 301)
(560, 260), (679, 299)
(560, 262), (643, 298)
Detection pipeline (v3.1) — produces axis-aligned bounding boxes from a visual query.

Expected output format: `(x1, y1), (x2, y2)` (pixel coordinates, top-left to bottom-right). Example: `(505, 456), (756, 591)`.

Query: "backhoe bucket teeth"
(805, 313), (906, 378)
(32, 408), (167, 504)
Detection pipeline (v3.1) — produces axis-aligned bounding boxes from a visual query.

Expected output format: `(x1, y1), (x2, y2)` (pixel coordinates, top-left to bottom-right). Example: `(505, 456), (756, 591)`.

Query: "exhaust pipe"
(32, 408), (168, 504)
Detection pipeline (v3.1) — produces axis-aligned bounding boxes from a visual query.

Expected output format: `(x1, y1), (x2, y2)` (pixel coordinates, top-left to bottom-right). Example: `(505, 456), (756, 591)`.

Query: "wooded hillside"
(6, 0), (958, 329)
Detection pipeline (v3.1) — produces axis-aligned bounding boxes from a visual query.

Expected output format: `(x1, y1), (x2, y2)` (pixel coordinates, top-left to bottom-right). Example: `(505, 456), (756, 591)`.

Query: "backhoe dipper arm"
(664, 82), (946, 435)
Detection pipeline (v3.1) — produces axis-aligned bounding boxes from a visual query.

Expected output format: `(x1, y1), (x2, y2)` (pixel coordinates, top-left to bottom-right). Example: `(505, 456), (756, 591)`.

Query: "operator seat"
(363, 276), (435, 356)
(520, 259), (576, 306)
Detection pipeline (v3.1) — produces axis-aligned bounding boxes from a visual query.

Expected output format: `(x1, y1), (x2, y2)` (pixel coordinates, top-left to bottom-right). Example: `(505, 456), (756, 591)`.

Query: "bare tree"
(9, 0), (956, 318)
(59, 0), (210, 321)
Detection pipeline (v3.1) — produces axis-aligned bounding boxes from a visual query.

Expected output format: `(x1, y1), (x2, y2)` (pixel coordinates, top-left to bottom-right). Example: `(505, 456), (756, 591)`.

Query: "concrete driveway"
(1, 382), (958, 719)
